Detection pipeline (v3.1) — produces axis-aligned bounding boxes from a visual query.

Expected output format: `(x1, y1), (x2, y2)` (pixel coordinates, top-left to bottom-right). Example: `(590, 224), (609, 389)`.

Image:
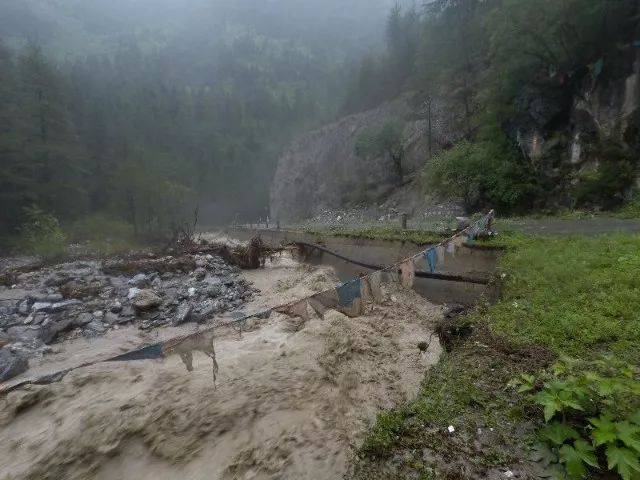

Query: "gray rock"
(6, 326), (43, 344)
(40, 318), (75, 344)
(74, 312), (93, 327)
(86, 320), (106, 334)
(198, 300), (219, 319)
(120, 305), (134, 318)
(172, 304), (193, 326)
(32, 302), (52, 313)
(132, 289), (163, 312)
(93, 310), (104, 319)
(32, 313), (47, 325)
(128, 273), (149, 287)
(115, 316), (133, 325)
(127, 287), (141, 300)
(45, 293), (64, 302)
(28, 293), (49, 302)
(193, 267), (207, 281)
(0, 348), (28, 382)
(44, 274), (66, 287)
(50, 299), (82, 312)
(163, 288), (180, 306)
(206, 283), (223, 298)
(109, 301), (123, 313)
(17, 300), (30, 316)
(103, 312), (120, 325)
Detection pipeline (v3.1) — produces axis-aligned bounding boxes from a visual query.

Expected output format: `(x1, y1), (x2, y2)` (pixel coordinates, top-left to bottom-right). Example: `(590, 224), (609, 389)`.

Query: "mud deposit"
(0, 256), (442, 480)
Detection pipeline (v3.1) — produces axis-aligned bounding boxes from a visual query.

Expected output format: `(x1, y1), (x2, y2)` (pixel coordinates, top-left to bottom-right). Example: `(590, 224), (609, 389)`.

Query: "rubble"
(0, 250), (258, 382)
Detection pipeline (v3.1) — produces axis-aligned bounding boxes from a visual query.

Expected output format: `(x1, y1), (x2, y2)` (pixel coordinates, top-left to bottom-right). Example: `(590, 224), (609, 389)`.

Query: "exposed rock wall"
(507, 42), (640, 206)
(270, 94), (460, 222)
(273, 42), (640, 219)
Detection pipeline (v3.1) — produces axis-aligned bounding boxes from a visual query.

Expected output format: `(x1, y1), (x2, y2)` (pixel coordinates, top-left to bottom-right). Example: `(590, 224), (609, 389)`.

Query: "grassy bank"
(351, 233), (640, 479)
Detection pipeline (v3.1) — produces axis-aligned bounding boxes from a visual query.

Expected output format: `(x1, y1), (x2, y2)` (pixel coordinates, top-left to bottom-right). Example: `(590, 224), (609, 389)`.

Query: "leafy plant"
(511, 357), (640, 479)
(423, 126), (540, 213)
(18, 205), (67, 261)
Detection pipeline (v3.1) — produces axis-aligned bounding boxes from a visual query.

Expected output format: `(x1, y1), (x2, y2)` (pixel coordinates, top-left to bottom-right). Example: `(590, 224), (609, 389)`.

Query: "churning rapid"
(0, 252), (443, 480)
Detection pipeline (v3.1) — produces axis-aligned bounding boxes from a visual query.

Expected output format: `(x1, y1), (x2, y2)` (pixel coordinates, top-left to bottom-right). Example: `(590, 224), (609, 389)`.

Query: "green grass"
(353, 330), (546, 479)
(302, 225), (447, 245)
(478, 233), (640, 363)
(352, 232), (640, 479)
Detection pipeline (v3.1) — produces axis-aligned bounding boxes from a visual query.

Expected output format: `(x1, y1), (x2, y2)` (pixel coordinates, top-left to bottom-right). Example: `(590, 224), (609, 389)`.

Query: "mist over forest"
(1, 5), (640, 479)
(0, 0), (400, 242)
(1, 0), (639, 251)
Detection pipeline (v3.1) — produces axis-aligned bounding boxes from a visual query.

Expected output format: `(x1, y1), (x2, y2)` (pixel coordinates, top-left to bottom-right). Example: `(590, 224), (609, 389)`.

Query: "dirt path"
(0, 255), (443, 480)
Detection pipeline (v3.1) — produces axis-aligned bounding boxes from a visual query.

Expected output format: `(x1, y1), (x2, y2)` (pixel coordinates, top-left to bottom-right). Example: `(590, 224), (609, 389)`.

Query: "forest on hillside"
(1, 0), (639, 254)
(346, 0), (640, 213)
(0, 0), (396, 250)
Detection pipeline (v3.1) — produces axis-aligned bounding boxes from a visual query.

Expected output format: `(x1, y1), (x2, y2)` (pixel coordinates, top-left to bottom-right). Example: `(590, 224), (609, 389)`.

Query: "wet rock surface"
(0, 252), (257, 381)
(0, 347), (28, 381)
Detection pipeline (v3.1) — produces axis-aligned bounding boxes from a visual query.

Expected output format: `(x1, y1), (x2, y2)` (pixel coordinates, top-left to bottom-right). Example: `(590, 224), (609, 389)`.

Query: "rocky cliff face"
(272, 43), (640, 220)
(270, 94), (461, 222)
(508, 42), (640, 207)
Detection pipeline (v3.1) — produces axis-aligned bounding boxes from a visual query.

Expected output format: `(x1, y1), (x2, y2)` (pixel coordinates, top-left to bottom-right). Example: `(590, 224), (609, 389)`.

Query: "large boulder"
(132, 289), (163, 312)
(6, 326), (43, 344)
(172, 304), (193, 326)
(0, 348), (28, 382)
(50, 299), (82, 313)
(128, 273), (150, 287)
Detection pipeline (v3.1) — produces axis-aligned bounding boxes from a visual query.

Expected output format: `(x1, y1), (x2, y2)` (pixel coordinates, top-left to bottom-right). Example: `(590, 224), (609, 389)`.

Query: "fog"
(0, 0), (402, 57)
(0, 0), (411, 234)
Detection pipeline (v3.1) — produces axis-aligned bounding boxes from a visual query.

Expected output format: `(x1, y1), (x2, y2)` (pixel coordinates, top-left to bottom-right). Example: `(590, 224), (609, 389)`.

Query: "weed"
(510, 357), (640, 479)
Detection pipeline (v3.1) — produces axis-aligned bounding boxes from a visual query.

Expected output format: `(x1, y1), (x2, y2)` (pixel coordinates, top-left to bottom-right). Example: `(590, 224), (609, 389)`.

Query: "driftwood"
(164, 207), (281, 270)
(104, 235), (283, 274)
(193, 236), (284, 270)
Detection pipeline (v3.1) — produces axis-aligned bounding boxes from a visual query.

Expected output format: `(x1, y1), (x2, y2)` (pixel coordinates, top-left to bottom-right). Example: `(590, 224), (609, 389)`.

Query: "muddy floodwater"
(1, 253), (443, 480)
(225, 227), (500, 305)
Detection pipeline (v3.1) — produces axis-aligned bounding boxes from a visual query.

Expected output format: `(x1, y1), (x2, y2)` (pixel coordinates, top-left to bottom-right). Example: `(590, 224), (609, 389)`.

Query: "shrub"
(615, 194), (640, 219)
(510, 357), (640, 480)
(18, 206), (67, 260)
(572, 137), (637, 209)
(68, 214), (135, 243)
(68, 214), (137, 255)
(423, 131), (540, 213)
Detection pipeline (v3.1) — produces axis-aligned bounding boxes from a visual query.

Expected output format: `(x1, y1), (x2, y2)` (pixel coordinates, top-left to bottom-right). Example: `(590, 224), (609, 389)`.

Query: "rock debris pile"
(0, 252), (256, 381)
